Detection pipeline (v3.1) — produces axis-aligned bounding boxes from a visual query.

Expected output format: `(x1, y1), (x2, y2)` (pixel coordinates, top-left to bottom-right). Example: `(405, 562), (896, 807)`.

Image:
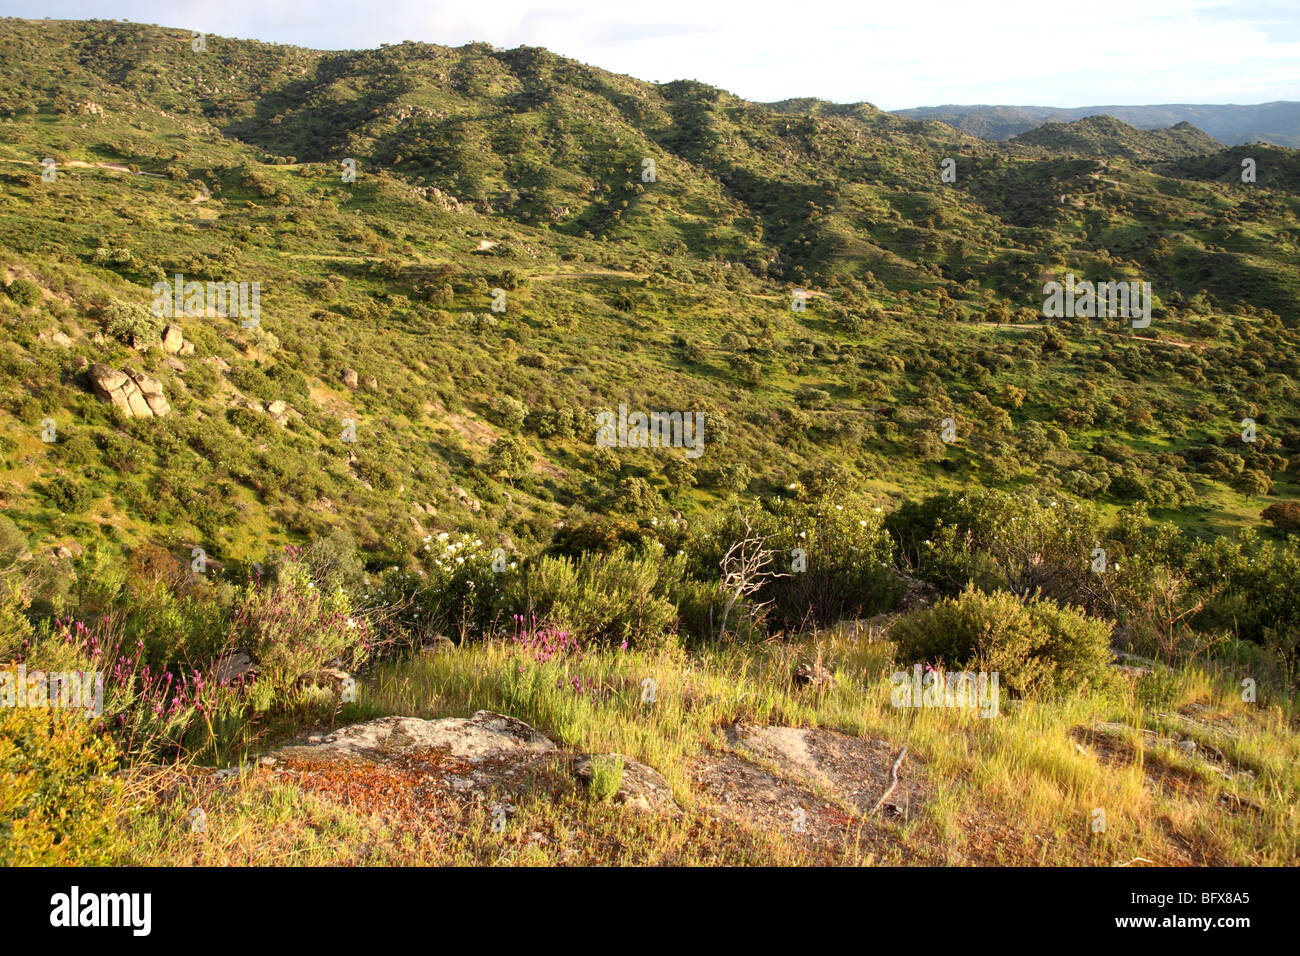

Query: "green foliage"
(231, 553), (372, 696)
(517, 548), (680, 646)
(4, 279), (41, 307)
(890, 586), (1114, 698)
(890, 488), (1105, 609)
(101, 299), (163, 344)
(585, 754), (625, 803)
(380, 532), (507, 643)
(43, 477), (94, 513)
(0, 707), (126, 865)
(487, 395), (526, 431)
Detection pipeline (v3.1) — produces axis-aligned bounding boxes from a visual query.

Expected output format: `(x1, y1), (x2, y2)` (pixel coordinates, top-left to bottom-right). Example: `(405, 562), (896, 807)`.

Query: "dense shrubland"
(4, 483), (1296, 773)
(0, 18), (1298, 863)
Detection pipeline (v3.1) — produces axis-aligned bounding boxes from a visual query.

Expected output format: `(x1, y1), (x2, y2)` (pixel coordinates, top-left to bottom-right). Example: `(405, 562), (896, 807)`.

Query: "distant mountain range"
(891, 102), (1300, 148)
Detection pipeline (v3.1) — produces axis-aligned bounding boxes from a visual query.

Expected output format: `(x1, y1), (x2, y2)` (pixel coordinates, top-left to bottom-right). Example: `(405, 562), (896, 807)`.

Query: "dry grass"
(114, 628), (1299, 866)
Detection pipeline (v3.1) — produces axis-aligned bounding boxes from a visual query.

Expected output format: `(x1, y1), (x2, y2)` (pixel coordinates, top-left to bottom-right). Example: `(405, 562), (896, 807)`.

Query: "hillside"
(1, 18), (1299, 872)
(894, 101), (1300, 147)
(1009, 116), (1224, 161)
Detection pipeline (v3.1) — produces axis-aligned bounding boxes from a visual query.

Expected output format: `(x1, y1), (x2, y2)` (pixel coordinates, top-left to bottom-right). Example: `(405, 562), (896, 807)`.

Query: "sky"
(2, 0), (1298, 110)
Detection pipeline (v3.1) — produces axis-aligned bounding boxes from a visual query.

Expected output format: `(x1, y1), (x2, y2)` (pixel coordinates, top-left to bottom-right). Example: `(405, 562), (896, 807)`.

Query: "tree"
(1234, 469), (1272, 501)
(1261, 501), (1300, 534)
(487, 436), (530, 480)
(664, 457), (696, 492)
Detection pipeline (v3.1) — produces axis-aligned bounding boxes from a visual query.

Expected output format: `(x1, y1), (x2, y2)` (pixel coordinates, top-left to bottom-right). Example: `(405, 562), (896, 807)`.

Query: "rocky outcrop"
(264, 400), (295, 426)
(258, 711), (678, 816)
(87, 363), (171, 417)
(453, 485), (481, 513)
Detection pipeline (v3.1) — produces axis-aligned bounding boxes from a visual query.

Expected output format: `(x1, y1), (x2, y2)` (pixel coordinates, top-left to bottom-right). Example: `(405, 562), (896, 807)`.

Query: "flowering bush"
(378, 532), (509, 643)
(755, 491), (900, 628)
(26, 617), (240, 762)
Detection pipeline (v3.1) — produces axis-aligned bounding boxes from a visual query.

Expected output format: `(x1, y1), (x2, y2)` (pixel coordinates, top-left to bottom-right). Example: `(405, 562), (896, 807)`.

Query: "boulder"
(214, 650), (258, 684)
(264, 399), (292, 425)
(267, 711), (555, 769)
(341, 367), (359, 389)
(161, 324), (184, 354)
(38, 329), (74, 348)
(453, 485), (481, 513)
(128, 367), (171, 416)
(87, 363), (171, 418)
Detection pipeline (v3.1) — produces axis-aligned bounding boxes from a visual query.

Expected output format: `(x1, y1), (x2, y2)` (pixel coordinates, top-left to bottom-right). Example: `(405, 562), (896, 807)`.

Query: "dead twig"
(869, 745), (908, 816)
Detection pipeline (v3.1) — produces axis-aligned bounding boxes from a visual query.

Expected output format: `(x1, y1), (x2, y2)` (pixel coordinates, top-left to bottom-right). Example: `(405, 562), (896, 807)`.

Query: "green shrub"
(516, 547), (680, 646)
(231, 553), (372, 696)
(890, 586), (1113, 698)
(379, 532), (508, 643)
(44, 476), (93, 513)
(586, 755), (625, 803)
(486, 395), (526, 431)
(0, 516), (28, 569)
(0, 707), (126, 865)
(889, 488), (1105, 609)
(4, 278), (41, 307)
(102, 299), (163, 344)
(720, 491), (901, 630)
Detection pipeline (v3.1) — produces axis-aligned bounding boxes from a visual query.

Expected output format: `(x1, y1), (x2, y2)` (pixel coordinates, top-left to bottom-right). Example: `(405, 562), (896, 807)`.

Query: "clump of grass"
(587, 754), (624, 803)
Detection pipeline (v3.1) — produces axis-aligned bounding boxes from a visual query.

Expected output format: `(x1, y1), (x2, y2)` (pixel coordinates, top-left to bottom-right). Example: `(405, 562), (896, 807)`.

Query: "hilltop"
(893, 101), (1300, 148)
